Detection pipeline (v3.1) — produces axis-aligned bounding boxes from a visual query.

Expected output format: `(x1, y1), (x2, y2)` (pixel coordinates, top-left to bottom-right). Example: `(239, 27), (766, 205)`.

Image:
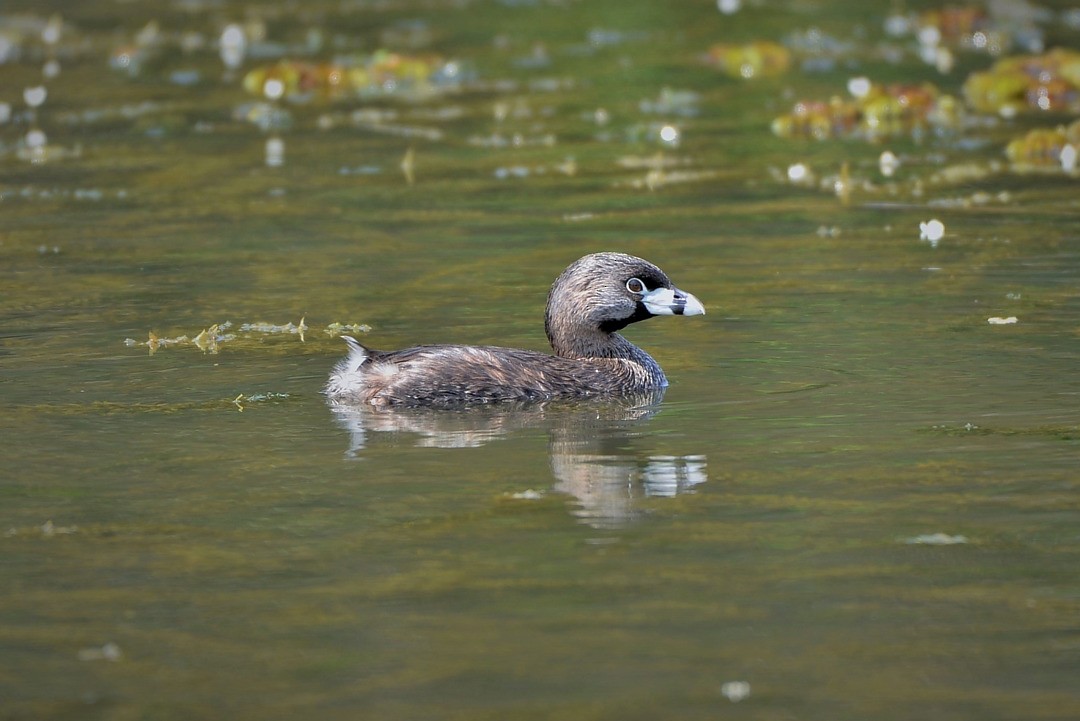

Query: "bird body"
(326, 252), (704, 407)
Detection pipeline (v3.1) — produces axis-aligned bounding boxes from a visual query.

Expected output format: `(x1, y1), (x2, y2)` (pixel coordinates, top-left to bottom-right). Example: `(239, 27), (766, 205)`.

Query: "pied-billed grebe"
(325, 252), (704, 407)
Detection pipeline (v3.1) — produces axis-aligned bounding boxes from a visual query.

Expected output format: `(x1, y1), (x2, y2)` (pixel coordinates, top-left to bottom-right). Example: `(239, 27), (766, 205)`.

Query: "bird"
(325, 252), (704, 407)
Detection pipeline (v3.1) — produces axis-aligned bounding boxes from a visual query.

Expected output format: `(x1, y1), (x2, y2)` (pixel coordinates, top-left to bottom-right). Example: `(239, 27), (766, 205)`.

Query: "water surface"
(2, 1), (1079, 719)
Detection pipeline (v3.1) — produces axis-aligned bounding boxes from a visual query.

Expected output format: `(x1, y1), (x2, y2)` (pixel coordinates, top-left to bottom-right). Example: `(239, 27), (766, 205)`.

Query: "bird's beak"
(641, 286), (705, 316)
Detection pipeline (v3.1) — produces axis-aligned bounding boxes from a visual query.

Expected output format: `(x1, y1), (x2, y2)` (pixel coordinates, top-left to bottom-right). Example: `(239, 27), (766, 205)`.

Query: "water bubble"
(77, 642), (122, 662)
(220, 24), (245, 50)
(787, 162), (809, 182)
(720, 681), (751, 702)
(903, 533), (968, 545)
(879, 150), (900, 177)
(42, 15), (62, 45)
(220, 24), (246, 71)
(43, 59), (61, 79)
(717, 0), (741, 14)
(1061, 144), (1077, 173)
(658, 125), (680, 146)
(24, 86), (47, 108)
(263, 78), (285, 101)
(918, 43), (938, 65)
(0, 103), (10, 124)
(918, 26), (942, 47)
(934, 47), (954, 74)
(919, 219), (944, 246)
(884, 14), (910, 37)
(26, 129), (47, 148)
(265, 136), (285, 167)
(134, 21), (160, 48)
(847, 76), (871, 98)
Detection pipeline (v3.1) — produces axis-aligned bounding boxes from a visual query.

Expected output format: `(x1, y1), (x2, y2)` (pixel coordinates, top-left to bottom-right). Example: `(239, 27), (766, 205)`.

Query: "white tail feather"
(325, 335), (372, 398)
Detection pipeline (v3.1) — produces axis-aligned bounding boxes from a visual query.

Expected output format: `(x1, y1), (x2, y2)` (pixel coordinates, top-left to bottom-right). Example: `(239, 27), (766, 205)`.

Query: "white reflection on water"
(328, 391), (707, 527)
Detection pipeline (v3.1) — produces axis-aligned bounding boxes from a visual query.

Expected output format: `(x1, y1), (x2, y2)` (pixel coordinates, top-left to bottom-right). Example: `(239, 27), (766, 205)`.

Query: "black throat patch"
(599, 302), (654, 333)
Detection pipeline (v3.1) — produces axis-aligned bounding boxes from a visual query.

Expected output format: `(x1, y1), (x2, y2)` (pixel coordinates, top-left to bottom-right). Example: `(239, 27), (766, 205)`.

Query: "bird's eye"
(626, 278), (646, 294)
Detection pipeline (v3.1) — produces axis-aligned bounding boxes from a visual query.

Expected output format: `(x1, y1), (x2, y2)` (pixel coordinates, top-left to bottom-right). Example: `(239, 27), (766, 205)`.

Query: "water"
(2, 1), (1079, 719)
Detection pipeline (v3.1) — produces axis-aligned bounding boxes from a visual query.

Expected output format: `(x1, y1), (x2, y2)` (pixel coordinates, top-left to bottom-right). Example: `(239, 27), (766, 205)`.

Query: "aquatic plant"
(241, 51), (464, 101)
(772, 82), (964, 142)
(1005, 119), (1080, 172)
(705, 41), (791, 79)
(963, 47), (1080, 116)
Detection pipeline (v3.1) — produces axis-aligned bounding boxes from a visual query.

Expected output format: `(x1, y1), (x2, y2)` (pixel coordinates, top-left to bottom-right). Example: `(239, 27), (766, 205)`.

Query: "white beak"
(641, 286), (705, 316)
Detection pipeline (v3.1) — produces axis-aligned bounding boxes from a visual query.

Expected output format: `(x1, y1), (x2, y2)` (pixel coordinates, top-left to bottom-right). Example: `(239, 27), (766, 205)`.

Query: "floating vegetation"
(191, 323), (236, 353)
(238, 319), (308, 340)
(705, 41), (791, 79)
(885, 2), (1047, 61)
(326, 322), (373, 337)
(772, 82), (963, 142)
(125, 318), (367, 355)
(132, 330), (190, 355)
(232, 392), (291, 412)
(963, 48), (1080, 116)
(241, 51), (467, 102)
(760, 56), (1080, 200)
(769, 156), (1014, 204)
(1005, 119), (1080, 173)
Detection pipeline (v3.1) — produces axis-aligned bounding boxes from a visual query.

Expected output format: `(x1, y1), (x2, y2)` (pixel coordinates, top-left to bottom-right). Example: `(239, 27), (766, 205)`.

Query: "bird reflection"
(327, 391), (707, 527)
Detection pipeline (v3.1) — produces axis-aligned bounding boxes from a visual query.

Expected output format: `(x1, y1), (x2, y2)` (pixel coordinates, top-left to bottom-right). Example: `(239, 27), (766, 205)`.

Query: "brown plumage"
(325, 252), (705, 407)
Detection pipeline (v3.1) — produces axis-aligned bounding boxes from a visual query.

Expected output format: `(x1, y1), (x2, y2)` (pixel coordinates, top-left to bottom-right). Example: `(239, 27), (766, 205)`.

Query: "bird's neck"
(548, 327), (647, 362)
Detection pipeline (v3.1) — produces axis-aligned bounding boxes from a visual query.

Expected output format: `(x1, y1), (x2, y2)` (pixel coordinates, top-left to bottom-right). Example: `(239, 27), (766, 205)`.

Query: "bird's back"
(326, 339), (662, 407)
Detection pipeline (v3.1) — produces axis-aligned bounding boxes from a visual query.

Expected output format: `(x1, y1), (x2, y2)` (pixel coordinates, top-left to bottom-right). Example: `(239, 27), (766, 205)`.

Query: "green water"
(2, 1), (1079, 719)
